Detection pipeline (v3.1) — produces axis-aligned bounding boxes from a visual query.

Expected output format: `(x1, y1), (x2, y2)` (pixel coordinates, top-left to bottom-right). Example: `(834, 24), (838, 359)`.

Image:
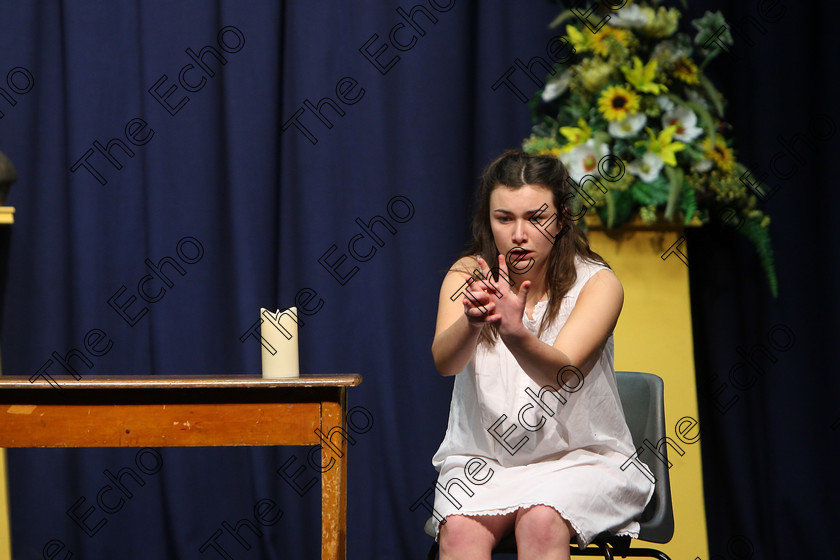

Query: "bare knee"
(515, 505), (572, 550)
(438, 515), (499, 559)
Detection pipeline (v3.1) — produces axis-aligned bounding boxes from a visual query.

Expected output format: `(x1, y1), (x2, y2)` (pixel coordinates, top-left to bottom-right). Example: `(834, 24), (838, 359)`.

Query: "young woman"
(430, 151), (654, 559)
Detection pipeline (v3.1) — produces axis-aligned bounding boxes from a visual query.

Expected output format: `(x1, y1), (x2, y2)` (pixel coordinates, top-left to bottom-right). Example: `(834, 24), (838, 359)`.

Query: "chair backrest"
(615, 371), (675, 544)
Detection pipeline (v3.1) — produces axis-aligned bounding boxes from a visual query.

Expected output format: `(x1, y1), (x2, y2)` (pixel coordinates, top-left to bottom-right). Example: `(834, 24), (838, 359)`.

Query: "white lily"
(542, 70), (571, 102)
(661, 106), (703, 142)
(651, 40), (690, 64)
(686, 89), (709, 109)
(608, 113), (647, 139)
(693, 158), (713, 172)
(628, 151), (664, 183)
(609, 5), (650, 28)
(561, 139), (609, 184)
(656, 95), (675, 113)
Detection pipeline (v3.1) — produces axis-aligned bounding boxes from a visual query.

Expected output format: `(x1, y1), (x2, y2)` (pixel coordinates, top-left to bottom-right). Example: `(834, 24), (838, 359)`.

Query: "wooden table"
(0, 373), (362, 560)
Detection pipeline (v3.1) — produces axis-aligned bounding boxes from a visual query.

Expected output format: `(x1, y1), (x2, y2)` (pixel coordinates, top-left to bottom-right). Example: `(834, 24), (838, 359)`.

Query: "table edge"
(0, 373), (363, 390)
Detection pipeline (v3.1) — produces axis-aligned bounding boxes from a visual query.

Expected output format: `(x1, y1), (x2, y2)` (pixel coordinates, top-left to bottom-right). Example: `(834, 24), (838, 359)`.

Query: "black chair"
(424, 371), (674, 559)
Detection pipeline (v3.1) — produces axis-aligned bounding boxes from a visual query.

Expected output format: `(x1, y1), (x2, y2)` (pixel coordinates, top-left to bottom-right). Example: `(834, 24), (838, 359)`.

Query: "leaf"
(630, 176), (670, 207)
(692, 10), (732, 54)
(549, 10), (576, 29)
(734, 162), (771, 198)
(681, 181), (698, 224)
(698, 74), (725, 117)
(699, 49), (721, 71)
(592, 130), (611, 147)
(664, 166), (684, 221)
(599, 188), (634, 227)
(731, 215), (779, 298)
(688, 102), (717, 147)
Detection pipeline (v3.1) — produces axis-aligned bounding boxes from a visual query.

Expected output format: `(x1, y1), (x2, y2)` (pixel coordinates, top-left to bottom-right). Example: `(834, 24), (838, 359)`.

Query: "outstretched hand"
(462, 254), (530, 337)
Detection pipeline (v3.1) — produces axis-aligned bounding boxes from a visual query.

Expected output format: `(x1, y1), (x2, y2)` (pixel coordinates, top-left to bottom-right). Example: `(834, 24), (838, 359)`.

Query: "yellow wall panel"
(588, 224), (708, 560)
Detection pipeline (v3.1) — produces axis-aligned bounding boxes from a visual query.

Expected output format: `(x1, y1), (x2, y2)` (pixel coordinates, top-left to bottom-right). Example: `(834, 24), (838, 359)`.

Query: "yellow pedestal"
(587, 221), (708, 560)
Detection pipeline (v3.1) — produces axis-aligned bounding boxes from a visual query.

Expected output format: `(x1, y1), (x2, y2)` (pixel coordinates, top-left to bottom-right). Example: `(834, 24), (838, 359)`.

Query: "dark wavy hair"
(459, 150), (609, 345)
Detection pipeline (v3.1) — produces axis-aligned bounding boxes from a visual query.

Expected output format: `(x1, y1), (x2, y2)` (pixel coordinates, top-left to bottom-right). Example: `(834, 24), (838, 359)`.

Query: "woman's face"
(488, 184), (561, 278)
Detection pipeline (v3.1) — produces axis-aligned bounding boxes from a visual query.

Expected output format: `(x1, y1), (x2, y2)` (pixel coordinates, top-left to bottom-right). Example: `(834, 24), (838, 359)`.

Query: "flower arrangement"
(523, 1), (777, 296)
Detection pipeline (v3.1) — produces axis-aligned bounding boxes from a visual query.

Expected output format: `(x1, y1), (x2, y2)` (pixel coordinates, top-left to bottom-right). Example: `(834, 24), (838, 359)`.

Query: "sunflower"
(701, 136), (735, 173)
(567, 24), (631, 57)
(598, 85), (640, 122)
(592, 26), (632, 57)
(672, 57), (699, 84)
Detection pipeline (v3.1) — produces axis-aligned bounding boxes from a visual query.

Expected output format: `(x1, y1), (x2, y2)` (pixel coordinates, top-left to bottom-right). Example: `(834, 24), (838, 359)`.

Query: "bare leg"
(438, 512), (517, 560)
(514, 505), (573, 560)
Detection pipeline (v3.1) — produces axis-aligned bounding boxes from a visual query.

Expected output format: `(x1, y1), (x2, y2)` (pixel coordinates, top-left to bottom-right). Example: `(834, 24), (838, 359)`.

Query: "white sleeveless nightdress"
(431, 257), (655, 547)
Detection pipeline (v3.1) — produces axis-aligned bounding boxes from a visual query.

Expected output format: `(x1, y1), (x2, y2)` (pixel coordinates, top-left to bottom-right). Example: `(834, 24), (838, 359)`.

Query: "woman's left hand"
(476, 254), (530, 338)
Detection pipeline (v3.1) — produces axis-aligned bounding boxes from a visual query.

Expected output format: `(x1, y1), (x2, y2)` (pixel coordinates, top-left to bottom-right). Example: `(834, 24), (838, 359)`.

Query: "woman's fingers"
(497, 253), (509, 278)
(476, 257), (501, 294)
(464, 289), (491, 307)
(476, 256), (491, 280)
(463, 297), (495, 323)
(468, 267), (501, 298)
(464, 300), (495, 315)
(464, 255), (529, 332)
(466, 275), (487, 293)
(518, 280), (531, 305)
(464, 284), (493, 308)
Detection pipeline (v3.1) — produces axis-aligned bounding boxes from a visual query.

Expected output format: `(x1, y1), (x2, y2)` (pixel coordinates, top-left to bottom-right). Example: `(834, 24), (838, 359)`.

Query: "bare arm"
(478, 255), (623, 387)
(431, 257), (499, 376)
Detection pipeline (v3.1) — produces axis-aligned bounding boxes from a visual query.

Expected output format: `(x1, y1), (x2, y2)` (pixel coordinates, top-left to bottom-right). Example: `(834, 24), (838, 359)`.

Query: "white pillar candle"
(260, 307), (300, 378)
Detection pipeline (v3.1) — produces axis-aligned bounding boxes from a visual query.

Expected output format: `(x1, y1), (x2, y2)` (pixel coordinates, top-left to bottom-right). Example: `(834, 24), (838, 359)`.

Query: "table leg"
(321, 391), (347, 560)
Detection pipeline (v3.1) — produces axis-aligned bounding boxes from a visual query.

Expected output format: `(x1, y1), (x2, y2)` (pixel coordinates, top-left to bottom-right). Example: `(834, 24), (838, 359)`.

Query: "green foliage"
(680, 180), (698, 224)
(630, 176), (671, 207)
(599, 188), (635, 228)
(730, 216), (778, 297)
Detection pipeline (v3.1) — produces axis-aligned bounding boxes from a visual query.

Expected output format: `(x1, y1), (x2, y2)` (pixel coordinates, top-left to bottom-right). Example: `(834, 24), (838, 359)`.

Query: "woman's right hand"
(432, 256), (494, 375)
(462, 275), (499, 328)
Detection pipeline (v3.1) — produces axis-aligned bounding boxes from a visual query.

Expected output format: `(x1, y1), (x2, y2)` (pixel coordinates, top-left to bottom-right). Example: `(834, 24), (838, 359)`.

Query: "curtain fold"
(0, 1), (835, 558)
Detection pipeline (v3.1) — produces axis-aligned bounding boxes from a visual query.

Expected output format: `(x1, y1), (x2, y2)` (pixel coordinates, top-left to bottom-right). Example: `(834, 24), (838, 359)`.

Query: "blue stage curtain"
(0, 0), (836, 558)
(0, 1), (564, 558)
